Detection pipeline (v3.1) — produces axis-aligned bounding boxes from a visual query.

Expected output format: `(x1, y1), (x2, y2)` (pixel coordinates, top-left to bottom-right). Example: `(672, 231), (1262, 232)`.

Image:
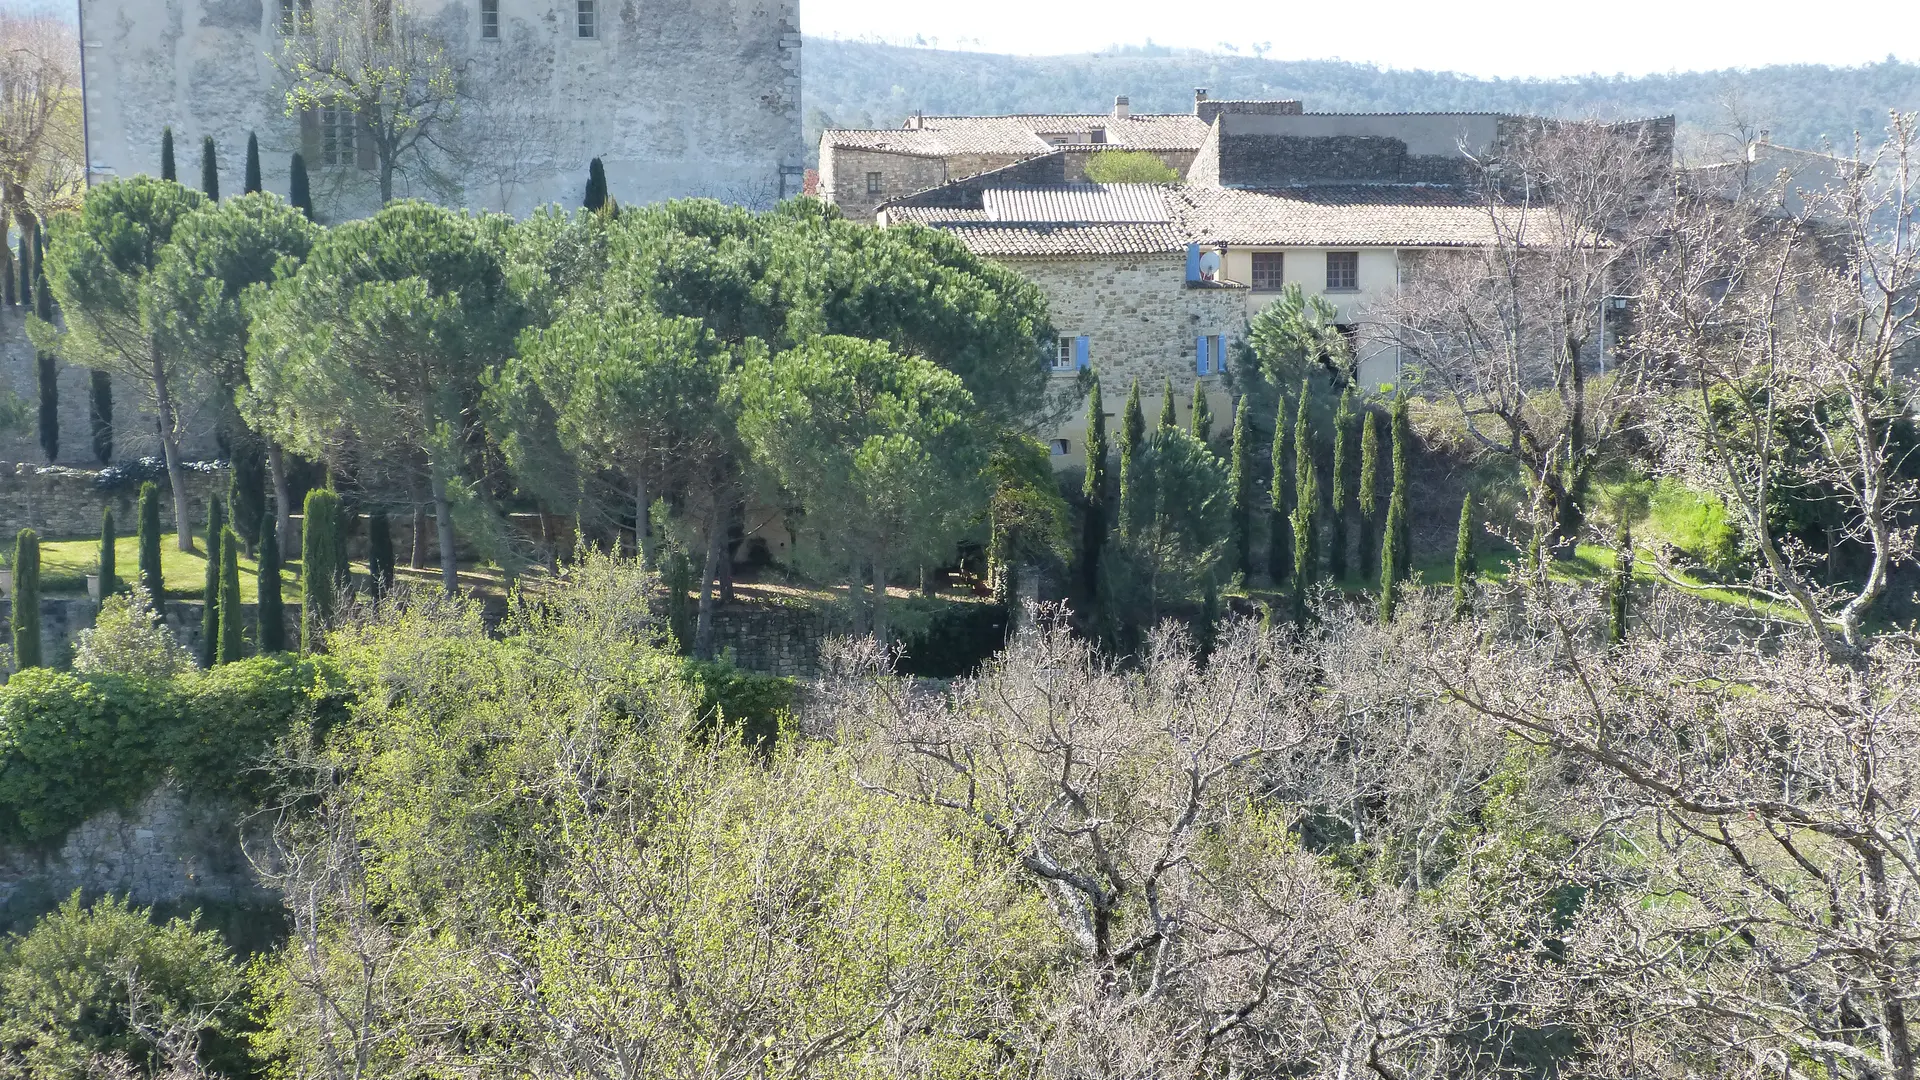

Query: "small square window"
(865, 171), (883, 196)
(576, 0), (596, 38)
(1326, 251), (1359, 291)
(479, 0), (498, 38)
(1050, 439), (1071, 457)
(1054, 336), (1077, 372)
(1251, 251), (1284, 291)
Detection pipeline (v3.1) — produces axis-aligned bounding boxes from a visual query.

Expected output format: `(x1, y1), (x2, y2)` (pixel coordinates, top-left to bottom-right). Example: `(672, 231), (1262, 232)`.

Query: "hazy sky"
(803, 0), (1912, 79)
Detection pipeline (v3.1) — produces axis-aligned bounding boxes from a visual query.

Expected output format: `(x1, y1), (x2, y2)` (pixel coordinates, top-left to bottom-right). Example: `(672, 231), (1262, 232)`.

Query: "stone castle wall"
(80, 0), (805, 220)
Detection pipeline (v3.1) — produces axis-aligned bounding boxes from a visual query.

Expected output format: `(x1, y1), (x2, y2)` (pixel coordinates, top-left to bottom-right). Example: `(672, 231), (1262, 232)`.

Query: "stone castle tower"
(74, 0), (805, 219)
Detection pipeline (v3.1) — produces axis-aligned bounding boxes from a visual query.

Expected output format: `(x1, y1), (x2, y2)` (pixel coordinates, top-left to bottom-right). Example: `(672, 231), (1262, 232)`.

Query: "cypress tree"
(258, 510), (285, 653)
(1228, 396), (1252, 580)
(229, 445), (265, 556)
(218, 526), (245, 664)
(137, 482), (164, 599)
(1608, 513), (1633, 647)
(1118, 380), (1144, 538)
(584, 157), (609, 211)
(35, 349), (56, 464)
(1329, 389), (1352, 581)
(1158, 377), (1177, 432)
(368, 511), (395, 602)
(201, 498), (225, 666)
(1453, 492), (1477, 621)
(1267, 394), (1290, 586)
(1291, 382), (1317, 623)
(1358, 410), (1380, 575)
(301, 488), (343, 652)
(89, 371), (113, 463)
(99, 507), (117, 595)
(289, 153), (314, 220)
(1189, 382), (1212, 444)
(11, 529), (41, 670)
(15, 231), (29, 311)
(1081, 379), (1108, 604)
(161, 126), (177, 182)
(243, 132), (263, 194)
(200, 135), (219, 201)
(1390, 395), (1412, 583)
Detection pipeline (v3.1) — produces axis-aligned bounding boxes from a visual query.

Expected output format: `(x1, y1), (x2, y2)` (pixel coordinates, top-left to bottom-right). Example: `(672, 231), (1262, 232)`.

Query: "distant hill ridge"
(803, 38), (1920, 165)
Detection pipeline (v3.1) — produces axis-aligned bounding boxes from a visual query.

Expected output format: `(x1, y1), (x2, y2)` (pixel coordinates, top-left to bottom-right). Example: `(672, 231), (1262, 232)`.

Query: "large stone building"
(75, 0), (806, 220)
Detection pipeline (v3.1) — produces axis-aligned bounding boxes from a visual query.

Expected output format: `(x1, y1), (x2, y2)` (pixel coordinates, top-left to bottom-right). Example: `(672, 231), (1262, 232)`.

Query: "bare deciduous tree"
(0, 9), (84, 290)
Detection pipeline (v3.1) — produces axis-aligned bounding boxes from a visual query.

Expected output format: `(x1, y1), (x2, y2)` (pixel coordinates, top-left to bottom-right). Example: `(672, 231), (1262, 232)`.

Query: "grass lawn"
(34, 535), (299, 603)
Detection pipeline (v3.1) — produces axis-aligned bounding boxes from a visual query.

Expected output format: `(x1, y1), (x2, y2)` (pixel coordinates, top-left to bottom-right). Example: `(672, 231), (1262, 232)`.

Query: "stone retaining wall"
(0, 597), (298, 672)
(0, 463), (227, 540)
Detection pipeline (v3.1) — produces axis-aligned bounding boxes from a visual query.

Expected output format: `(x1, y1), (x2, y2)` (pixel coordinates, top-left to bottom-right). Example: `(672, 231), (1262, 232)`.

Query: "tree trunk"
(849, 559), (870, 637)
(692, 497), (727, 659)
(429, 470), (458, 594)
(871, 559), (890, 642)
(268, 443), (294, 559)
(409, 471), (428, 570)
(151, 343), (193, 552)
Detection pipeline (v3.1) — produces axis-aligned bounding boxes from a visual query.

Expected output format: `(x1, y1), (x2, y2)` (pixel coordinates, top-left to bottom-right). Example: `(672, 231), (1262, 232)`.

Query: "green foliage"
(681, 657), (794, 750)
(1291, 384), (1318, 622)
(300, 488), (343, 652)
(895, 600), (1010, 678)
(88, 369), (112, 463)
(1081, 149), (1182, 183)
(367, 512), (395, 602)
(1081, 377), (1108, 605)
(1454, 492), (1477, 620)
(1115, 426), (1232, 620)
(218, 526), (244, 665)
(137, 482), (164, 600)
(1609, 513), (1632, 647)
(1390, 395), (1412, 582)
(199, 135), (218, 201)
(11, 530), (41, 670)
(166, 654), (345, 804)
(35, 347), (56, 463)
(243, 131), (262, 195)
(1189, 380), (1212, 443)
(73, 588), (192, 681)
(201, 499), (224, 668)
(0, 893), (247, 1079)
(257, 511), (285, 654)
(288, 152), (312, 221)
(0, 668), (172, 842)
(987, 433), (1073, 595)
(1158, 375), (1177, 431)
(160, 126), (175, 183)
(1248, 283), (1355, 388)
(1330, 390), (1352, 581)
(1228, 395), (1252, 580)
(1358, 408), (1379, 571)
(228, 442), (265, 554)
(37, 177), (208, 370)
(99, 507), (116, 594)
(584, 156), (609, 211)
(1268, 392), (1290, 585)
(736, 335), (993, 636)
(1121, 378), (1144, 457)
(1643, 479), (1738, 576)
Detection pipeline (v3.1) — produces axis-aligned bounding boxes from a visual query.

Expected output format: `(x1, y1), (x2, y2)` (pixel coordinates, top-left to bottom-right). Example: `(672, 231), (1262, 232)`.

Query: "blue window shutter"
(1196, 336), (1210, 375)
(1186, 243), (1201, 282)
(1216, 335), (1229, 373)
(1074, 336), (1090, 370)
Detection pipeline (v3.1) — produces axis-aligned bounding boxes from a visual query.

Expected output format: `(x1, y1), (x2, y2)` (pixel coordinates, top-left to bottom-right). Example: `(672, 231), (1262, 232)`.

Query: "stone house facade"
(76, 0), (806, 221)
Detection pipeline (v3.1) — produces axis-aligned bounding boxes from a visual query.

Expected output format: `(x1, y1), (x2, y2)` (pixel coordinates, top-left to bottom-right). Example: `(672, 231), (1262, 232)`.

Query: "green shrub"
(72, 588), (193, 681)
(166, 654), (346, 803)
(0, 669), (173, 844)
(682, 658), (794, 750)
(1082, 149), (1180, 183)
(0, 892), (248, 1079)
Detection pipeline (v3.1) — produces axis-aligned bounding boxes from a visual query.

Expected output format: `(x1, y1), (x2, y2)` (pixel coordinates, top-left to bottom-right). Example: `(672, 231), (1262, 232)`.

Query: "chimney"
(1194, 88), (1210, 111)
(1113, 95), (1130, 120)
(908, 111), (923, 130)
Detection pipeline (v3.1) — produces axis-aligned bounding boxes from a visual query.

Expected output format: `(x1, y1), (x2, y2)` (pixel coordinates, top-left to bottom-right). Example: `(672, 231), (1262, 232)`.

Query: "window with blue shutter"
(1196, 336), (1211, 375)
(1215, 335), (1229, 374)
(1186, 243), (1202, 283)
(1074, 336), (1090, 370)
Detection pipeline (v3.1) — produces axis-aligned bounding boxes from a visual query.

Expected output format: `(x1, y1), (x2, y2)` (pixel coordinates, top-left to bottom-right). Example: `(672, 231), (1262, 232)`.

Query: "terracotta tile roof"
(929, 222), (1189, 257)
(824, 113), (1212, 156)
(1170, 185), (1570, 248)
(982, 184), (1172, 223)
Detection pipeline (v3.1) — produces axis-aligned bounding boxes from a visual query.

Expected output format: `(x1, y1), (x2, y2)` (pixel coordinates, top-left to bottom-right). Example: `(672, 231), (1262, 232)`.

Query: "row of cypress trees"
(3, 480), (409, 672)
(160, 126), (312, 220)
(1077, 374), (1516, 629)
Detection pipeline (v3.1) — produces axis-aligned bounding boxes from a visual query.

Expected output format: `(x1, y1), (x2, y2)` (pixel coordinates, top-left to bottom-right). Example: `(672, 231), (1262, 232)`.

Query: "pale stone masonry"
(77, 0), (806, 220)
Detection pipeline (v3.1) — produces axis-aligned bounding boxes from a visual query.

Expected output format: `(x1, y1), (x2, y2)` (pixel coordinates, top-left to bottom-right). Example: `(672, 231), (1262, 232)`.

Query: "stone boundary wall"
(1, 463), (228, 540)
(0, 783), (273, 926)
(707, 601), (833, 678)
(0, 597), (299, 673)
